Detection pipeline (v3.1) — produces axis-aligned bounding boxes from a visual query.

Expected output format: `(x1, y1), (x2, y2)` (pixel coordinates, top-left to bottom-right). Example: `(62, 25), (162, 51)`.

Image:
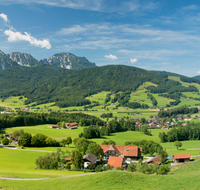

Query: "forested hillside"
(0, 65), (199, 108)
(0, 65), (73, 96)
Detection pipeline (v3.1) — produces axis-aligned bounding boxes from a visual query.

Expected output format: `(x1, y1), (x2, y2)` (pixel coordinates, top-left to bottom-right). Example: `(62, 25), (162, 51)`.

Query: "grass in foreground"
(1, 159), (200, 190)
(0, 148), (83, 178)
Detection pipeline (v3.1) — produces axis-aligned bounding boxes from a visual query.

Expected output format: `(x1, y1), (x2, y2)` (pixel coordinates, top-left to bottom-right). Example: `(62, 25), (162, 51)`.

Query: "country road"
(0, 173), (96, 181)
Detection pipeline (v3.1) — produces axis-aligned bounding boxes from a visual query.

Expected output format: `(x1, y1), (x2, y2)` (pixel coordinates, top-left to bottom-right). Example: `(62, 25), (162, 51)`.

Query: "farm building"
(100, 144), (142, 162)
(52, 125), (60, 129)
(65, 122), (78, 129)
(107, 156), (125, 168)
(83, 153), (97, 168)
(146, 155), (167, 165)
(173, 154), (191, 163)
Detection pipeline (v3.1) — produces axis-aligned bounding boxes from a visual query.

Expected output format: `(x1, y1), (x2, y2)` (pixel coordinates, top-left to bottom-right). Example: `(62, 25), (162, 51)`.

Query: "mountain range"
(0, 50), (96, 71)
(1, 50), (200, 108)
(0, 63), (199, 108)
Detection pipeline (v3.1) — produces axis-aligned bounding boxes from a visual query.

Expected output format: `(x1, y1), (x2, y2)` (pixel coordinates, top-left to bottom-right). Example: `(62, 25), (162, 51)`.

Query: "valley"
(1, 62), (200, 189)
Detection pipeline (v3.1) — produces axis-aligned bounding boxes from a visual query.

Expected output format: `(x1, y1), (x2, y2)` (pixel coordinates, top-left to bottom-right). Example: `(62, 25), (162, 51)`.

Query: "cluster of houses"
(5, 134), (20, 144)
(52, 122), (78, 130)
(65, 144), (192, 169)
(127, 115), (195, 130)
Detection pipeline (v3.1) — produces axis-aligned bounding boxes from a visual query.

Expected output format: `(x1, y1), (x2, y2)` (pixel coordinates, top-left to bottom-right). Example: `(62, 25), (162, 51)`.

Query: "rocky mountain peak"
(9, 52), (39, 66)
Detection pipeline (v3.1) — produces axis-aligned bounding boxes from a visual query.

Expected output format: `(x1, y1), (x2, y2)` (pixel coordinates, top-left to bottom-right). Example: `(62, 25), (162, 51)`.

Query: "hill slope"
(18, 65), (198, 107)
(0, 65), (199, 107)
(0, 65), (73, 97)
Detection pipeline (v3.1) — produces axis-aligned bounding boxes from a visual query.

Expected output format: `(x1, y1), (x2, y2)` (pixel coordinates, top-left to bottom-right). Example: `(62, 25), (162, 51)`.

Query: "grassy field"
(1, 158), (200, 189)
(0, 96), (27, 109)
(5, 124), (84, 140)
(5, 125), (200, 156)
(0, 148), (83, 178)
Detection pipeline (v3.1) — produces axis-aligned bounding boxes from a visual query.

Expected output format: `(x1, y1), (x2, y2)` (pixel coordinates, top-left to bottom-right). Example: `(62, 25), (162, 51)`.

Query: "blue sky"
(0, 0), (200, 76)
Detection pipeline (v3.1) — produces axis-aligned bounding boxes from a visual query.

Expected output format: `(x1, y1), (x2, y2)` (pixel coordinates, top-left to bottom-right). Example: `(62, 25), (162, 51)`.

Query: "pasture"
(1, 159), (200, 189)
(5, 124), (83, 140)
(5, 125), (200, 156)
(0, 148), (83, 178)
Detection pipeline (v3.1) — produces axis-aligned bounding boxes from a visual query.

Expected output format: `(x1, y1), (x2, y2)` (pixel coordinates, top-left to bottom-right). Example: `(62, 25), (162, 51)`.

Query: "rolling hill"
(0, 64), (198, 108)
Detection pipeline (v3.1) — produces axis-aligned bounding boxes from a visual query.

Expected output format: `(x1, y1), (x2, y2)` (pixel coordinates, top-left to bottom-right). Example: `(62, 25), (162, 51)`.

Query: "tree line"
(159, 123), (200, 142)
(0, 112), (105, 129)
(78, 119), (152, 139)
(158, 107), (198, 118)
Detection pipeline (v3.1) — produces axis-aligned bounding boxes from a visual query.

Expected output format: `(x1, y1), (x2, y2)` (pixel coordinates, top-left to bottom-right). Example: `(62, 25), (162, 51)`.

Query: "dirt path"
(3, 146), (53, 153)
(0, 173), (96, 181)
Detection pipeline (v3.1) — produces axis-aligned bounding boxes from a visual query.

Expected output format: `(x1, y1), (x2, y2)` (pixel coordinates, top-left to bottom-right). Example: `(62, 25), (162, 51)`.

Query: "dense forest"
(158, 107), (198, 118)
(0, 112), (105, 129)
(0, 65), (199, 107)
(0, 65), (73, 97)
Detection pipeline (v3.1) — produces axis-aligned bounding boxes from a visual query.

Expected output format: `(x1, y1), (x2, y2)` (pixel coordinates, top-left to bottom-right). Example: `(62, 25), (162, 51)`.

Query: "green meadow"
(0, 148), (83, 178)
(5, 125), (200, 156)
(0, 96), (27, 108)
(5, 124), (84, 140)
(1, 158), (200, 189)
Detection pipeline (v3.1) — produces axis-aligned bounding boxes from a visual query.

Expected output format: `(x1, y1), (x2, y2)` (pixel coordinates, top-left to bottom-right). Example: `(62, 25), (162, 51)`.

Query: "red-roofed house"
(65, 157), (71, 162)
(173, 154), (191, 163)
(65, 122), (78, 129)
(107, 156), (124, 168)
(100, 144), (142, 162)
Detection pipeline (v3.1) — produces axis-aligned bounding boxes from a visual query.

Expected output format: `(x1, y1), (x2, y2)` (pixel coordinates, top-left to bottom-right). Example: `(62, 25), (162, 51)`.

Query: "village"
(1, 120), (194, 175)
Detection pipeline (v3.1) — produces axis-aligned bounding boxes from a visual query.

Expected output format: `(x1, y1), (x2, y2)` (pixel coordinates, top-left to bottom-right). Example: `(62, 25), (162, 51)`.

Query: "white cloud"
(0, 13), (9, 23)
(4, 30), (51, 49)
(105, 54), (118, 60)
(197, 71), (200, 74)
(0, 0), (158, 13)
(0, 13), (51, 49)
(183, 5), (199, 10)
(130, 58), (137, 64)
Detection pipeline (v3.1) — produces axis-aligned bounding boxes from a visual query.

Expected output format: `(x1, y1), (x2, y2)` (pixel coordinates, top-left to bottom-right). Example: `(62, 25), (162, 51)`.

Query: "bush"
(95, 165), (103, 172)
(127, 163), (136, 172)
(2, 137), (9, 145)
(65, 162), (71, 169)
(88, 163), (95, 170)
(103, 164), (113, 171)
(116, 166), (124, 170)
(157, 165), (170, 175)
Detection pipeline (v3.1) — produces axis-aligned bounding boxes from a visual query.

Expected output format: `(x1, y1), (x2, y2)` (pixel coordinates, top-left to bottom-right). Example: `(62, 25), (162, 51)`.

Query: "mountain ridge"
(0, 50), (96, 71)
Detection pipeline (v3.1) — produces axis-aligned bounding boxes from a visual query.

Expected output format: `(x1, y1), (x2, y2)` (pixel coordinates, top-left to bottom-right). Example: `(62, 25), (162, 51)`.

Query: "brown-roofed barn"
(173, 154), (191, 163)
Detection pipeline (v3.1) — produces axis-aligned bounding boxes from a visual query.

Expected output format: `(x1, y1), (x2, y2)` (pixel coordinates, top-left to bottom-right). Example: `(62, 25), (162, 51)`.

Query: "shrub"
(103, 164), (113, 171)
(157, 165), (170, 175)
(128, 163), (136, 172)
(116, 166), (124, 170)
(95, 165), (103, 172)
(2, 137), (9, 145)
(65, 162), (71, 169)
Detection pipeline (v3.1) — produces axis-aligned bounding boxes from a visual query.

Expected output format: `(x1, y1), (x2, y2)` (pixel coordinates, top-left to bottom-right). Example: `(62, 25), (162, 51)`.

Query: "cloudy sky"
(0, 0), (200, 76)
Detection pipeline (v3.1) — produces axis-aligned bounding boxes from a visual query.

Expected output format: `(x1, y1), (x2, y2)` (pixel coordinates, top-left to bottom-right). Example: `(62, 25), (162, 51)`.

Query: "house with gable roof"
(107, 156), (125, 168)
(65, 122), (78, 129)
(100, 144), (142, 162)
